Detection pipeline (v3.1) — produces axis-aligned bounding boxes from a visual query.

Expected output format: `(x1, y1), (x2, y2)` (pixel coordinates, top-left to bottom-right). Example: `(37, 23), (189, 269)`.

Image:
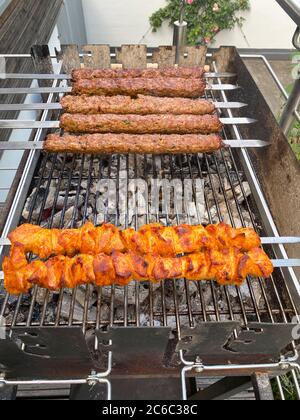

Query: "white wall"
(57, 0), (87, 45)
(82, 0), (172, 46)
(82, 0), (296, 49)
(214, 0), (296, 49)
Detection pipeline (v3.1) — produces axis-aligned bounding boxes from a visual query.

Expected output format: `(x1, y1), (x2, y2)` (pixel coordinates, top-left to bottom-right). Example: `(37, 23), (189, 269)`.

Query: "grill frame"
(0, 45), (299, 387)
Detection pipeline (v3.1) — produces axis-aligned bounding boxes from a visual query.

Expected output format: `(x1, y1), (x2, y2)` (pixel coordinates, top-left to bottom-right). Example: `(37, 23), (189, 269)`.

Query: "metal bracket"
(0, 327), (93, 382)
(95, 327), (173, 375)
(177, 322), (298, 364)
(0, 327), (111, 394)
(178, 321), (300, 399)
(177, 321), (239, 363)
(226, 323), (299, 360)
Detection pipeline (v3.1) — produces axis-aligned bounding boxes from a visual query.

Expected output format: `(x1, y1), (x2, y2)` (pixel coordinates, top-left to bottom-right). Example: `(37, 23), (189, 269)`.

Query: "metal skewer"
(0, 258), (300, 282)
(261, 236), (300, 245)
(0, 236), (299, 247)
(0, 101), (248, 112)
(272, 259), (300, 268)
(0, 103), (63, 111)
(0, 84), (239, 95)
(215, 102), (248, 109)
(0, 73), (71, 80)
(0, 139), (269, 151)
(0, 117), (256, 130)
(0, 72), (236, 80)
(0, 87), (72, 94)
(205, 72), (236, 79)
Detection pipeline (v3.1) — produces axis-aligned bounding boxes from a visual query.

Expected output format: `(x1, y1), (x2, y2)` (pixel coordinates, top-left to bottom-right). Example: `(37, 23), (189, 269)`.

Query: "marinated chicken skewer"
(60, 95), (216, 115)
(3, 246), (274, 295)
(71, 67), (205, 81)
(8, 222), (261, 259)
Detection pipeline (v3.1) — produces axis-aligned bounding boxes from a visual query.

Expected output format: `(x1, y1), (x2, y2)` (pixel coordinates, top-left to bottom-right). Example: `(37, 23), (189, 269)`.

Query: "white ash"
(74, 286), (98, 308)
(60, 293), (97, 322)
(228, 279), (264, 310)
(35, 288), (54, 306)
(98, 303), (110, 323)
(164, 316), (190, 328)
(41, 206), (76, 228)
(100, 282), (160, 306)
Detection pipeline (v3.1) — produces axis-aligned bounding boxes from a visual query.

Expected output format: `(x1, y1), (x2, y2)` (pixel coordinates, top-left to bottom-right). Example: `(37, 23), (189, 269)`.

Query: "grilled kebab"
(45, 133), (224, 154)
(60, 95), (216, 115)
(60, 113), (222, 135)
(72, 67), (205, 81)
(71, 78), (206, 98)
(8, 222), (261, 259)
(3, 245), (274, 295)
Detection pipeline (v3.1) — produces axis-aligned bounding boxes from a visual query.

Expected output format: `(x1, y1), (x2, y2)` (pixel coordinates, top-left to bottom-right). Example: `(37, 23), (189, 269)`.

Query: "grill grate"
(0, 136), (297, 335)
(0, 47), (298, 345)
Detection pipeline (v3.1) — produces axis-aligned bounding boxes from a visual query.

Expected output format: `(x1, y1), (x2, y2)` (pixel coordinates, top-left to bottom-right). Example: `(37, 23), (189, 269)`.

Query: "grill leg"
(251, 373), (274, 401)
(70, 383), (107, 400)
(111, 378), (183, 400)
(188, 376), (251, 401)
(71, 378), (183, 400)
(0, 384), (17, 400)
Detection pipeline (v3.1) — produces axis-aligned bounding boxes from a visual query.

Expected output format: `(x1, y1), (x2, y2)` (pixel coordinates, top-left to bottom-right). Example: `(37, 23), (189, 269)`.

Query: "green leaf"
(149, 0), (251, 44)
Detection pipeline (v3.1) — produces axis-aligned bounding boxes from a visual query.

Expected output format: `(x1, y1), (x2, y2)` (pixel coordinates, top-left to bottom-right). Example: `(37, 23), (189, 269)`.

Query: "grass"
(290, 142), (300, 161)
(288, 120), (300, 161)
(280, 63), (299, 160)
(271, 373), (299, 401)
(282, 80), (300, 161)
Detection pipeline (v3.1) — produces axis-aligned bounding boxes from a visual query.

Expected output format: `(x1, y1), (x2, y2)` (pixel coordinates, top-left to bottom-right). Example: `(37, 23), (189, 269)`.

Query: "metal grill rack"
(0, 45), (299, 400)
(0, 123), (299, 329)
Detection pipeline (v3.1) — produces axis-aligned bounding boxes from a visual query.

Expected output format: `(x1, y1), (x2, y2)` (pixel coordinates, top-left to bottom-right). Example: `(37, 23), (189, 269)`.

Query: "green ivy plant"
(150, 0), (250, 45)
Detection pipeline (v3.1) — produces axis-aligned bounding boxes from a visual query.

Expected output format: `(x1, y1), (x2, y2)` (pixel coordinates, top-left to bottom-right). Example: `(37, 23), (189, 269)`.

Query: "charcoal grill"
(0, 45), (299, 400)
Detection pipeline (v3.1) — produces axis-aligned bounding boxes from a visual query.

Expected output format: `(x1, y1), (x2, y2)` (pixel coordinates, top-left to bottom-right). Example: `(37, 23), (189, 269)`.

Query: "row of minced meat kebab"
(44, 67), (225, 154)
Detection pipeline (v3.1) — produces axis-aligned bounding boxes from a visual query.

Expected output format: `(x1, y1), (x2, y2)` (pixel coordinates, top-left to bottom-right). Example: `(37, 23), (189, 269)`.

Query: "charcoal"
(3, 148), (264, 329)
